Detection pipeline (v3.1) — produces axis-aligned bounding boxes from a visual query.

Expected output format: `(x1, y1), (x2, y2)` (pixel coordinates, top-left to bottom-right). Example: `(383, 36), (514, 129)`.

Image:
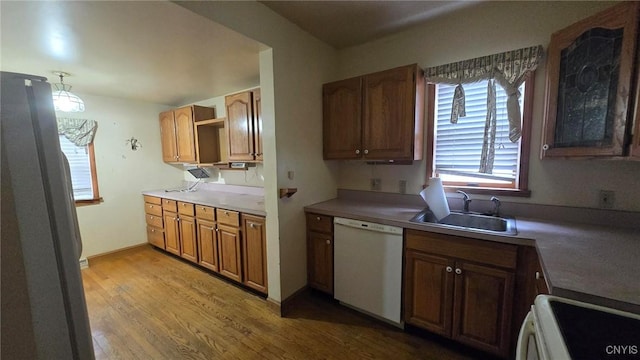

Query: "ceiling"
(261, 1), (477, 49)
(0, 1), (263, 106)
(1, 1), (475, 107)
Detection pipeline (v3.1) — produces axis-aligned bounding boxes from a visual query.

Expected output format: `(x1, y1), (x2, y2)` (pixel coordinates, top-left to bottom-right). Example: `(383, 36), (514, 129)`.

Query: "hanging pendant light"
(52, 71), (85, 112)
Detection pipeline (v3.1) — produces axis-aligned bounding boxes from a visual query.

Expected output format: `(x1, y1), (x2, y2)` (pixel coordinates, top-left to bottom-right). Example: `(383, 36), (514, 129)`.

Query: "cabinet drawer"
(178, 201), (195, 216)
(143, 195), (161, 205)
(195, 205), (215, 221)
(216, 208), (240, 227)
(406, 229), (517, 270)
(147, 226), (165, 249)
(162, 199), (177, 212)
(145, 202), (163, 217)
(146, 213), (163, 228)
(306, 213), (333, 234)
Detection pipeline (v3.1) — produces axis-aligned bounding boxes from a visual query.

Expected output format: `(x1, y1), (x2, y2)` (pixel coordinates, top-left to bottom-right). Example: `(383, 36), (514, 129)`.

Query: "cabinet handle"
(326, 240), (331, 245)
(364, 149), (369, 154)
(355, 149), (360, 154)
(535, 271), (541, 280)
(455, 268), (462, 275)
(446, 266), (453, 273)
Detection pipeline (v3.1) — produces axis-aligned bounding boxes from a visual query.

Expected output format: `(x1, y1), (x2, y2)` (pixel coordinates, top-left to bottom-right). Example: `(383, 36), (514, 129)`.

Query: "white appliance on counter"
(516, 295), (640, 360)
(1, 72), (94, 359)
(333, 217), (404, 327)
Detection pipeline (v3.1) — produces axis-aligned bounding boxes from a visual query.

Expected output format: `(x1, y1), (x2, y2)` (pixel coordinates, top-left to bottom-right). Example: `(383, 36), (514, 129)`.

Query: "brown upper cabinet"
(323, 64), (425, 161)
(225, 89), (263, 162)
(160, 105), (215, 163)
(541, 2), (639, 158)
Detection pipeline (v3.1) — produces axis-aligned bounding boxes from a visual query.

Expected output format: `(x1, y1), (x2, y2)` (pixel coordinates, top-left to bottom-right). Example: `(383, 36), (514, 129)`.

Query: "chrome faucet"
(490, 196), (501, 217)
(457, 190), (471, 213)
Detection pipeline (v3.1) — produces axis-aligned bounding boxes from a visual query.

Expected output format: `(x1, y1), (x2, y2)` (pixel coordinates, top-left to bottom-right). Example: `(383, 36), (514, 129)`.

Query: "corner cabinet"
(160, 105), (215, 163)
(225, 89), (262, 162)
(306, 213), (334, 294)
(323, 64), (425, 161)
(541, 2), (639, 158)
(404, 229), (516, 358)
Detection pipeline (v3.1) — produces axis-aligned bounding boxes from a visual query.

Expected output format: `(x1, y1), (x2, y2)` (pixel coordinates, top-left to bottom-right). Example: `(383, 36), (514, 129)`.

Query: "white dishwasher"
(333, 217), (404, 327)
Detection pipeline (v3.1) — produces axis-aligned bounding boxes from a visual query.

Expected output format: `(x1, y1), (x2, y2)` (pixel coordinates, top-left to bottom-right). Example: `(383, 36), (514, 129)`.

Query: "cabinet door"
(452, 262), (514, 357)
(242, 215), (267, 293)
(307, 231), (333, 294)
(404, 251), (454, 336)
(322, 77), (362, 159)
(218, 223), (242, 282)
(197, 219), (218, 272)
(226, 91), (255, 161)
(163, 211), (181, 256)
(363, 65), (418, 160)
(252, 89), (263, 161)
(179, 215), (198, 263)
(541, 2), (639, 158)
(174, 106), (197, 163)
(159, 110), (177, 162)
(146, 226), (165, 249)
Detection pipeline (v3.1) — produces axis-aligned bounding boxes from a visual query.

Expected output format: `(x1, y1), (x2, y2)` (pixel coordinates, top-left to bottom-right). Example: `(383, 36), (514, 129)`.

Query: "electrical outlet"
(598, 190), (615, 209)
(371, 178), (381, 191)
(399, 180), (407, 194)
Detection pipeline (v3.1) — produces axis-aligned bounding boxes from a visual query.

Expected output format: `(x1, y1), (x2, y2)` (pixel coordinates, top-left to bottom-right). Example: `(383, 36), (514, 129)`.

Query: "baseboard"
(79, 258), (89, 269)
(266, 297), (282, 316)
(87, 243), (150, 264)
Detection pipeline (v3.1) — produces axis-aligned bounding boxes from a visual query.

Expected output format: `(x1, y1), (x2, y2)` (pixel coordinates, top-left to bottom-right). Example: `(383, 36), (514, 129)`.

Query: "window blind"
(59, 135), (94, 200)
(434, 81), (523, 183)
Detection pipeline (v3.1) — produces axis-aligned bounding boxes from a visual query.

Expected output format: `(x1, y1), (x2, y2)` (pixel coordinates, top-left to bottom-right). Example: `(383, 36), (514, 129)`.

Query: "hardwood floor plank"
(82, 246), (479, 360)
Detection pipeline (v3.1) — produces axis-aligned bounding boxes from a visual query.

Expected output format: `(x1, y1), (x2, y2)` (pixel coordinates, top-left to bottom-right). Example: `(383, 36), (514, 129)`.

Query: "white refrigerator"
(1, 71), (95, 359)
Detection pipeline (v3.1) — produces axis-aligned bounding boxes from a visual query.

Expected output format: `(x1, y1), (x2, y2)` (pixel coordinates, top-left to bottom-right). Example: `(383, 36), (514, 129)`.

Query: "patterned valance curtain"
(57, 118), (98, 146)
(425, 45), (543, 173)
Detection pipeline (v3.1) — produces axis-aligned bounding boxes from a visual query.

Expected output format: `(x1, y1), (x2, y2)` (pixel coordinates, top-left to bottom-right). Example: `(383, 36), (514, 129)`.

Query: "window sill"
(75, 197), (103, 206)
(445, 186), (531, 198)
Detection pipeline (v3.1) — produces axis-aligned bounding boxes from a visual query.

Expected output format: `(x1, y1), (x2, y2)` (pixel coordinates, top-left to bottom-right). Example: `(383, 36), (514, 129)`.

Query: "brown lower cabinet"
(306, 213), (334, 294)
(242, 214), (267, 293)
(404, 229), (516, 358)
(143, 196), (267, 295)
(217, 223), (243, 283)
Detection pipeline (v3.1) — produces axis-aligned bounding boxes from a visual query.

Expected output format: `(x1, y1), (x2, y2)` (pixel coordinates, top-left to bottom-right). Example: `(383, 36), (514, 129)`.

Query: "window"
(59, 135), (100, 203)
(429, 79), (533, 195)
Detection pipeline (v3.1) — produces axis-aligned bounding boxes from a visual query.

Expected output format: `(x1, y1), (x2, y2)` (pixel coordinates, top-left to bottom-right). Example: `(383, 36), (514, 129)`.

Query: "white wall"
(336, 1), (640, 212)
(60, 93), (183, 258)
(177, 1), (340, 301)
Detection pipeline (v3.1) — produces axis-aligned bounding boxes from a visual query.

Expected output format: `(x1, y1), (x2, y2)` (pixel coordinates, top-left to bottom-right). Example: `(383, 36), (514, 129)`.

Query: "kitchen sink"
(410, 209), (517, 235)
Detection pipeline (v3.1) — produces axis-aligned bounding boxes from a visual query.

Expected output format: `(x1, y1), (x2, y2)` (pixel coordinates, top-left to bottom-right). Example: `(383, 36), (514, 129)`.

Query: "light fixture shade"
(52, 72), (85, 112)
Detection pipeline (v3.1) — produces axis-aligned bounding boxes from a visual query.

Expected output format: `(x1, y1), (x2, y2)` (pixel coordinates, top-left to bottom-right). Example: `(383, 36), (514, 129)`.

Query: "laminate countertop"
(305, 198), (640, 314)
(143, 189), (265, 216)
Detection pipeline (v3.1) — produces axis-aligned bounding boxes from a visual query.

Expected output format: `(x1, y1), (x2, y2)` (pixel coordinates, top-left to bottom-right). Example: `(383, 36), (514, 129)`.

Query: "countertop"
(143, 189), (266, 216)
(305, 198), (640, 314)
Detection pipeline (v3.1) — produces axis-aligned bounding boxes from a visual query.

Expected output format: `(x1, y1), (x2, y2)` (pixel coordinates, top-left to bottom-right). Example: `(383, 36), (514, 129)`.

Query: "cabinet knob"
(542, 144), (550, 151)
(224, 211), (229, 215)
(355, 149), (360, 154)
(151, 229), (155, 233)
(446, 266), (453, 273)
(201, 207), (206, 210)
(215, 228), (219, 232)
(250, 223), (255, 228)
(209, 227), (215, 231)
(149, 205), (153, 208)
(455, 268), (462, 275)
(182, 203), (186, 206)
(326, 240), (331, 245)
(364, 149), (369, 154)
(150, 216), (154, 220)
(316, 217), (321, 221)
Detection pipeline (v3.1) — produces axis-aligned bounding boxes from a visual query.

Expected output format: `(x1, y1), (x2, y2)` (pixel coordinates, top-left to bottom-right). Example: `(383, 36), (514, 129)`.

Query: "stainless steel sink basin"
(410, 209), (517, 235)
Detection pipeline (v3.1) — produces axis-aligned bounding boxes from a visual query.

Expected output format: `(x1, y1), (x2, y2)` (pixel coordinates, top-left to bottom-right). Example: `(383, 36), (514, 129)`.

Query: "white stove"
(517, 295), (640, 359)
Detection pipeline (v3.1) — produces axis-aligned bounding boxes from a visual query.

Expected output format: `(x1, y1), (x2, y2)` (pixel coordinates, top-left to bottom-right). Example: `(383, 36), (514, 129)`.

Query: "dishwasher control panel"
(334, 217), (403, 236)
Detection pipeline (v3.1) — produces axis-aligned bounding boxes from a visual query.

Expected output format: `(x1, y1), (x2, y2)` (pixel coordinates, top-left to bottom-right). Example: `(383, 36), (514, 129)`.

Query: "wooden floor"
(82, 245), (479, 360)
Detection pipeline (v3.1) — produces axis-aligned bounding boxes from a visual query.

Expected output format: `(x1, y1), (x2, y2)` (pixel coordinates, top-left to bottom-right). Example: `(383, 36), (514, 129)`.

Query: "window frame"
(426, 74), (534, 197)
(60, 138), (102, 206)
